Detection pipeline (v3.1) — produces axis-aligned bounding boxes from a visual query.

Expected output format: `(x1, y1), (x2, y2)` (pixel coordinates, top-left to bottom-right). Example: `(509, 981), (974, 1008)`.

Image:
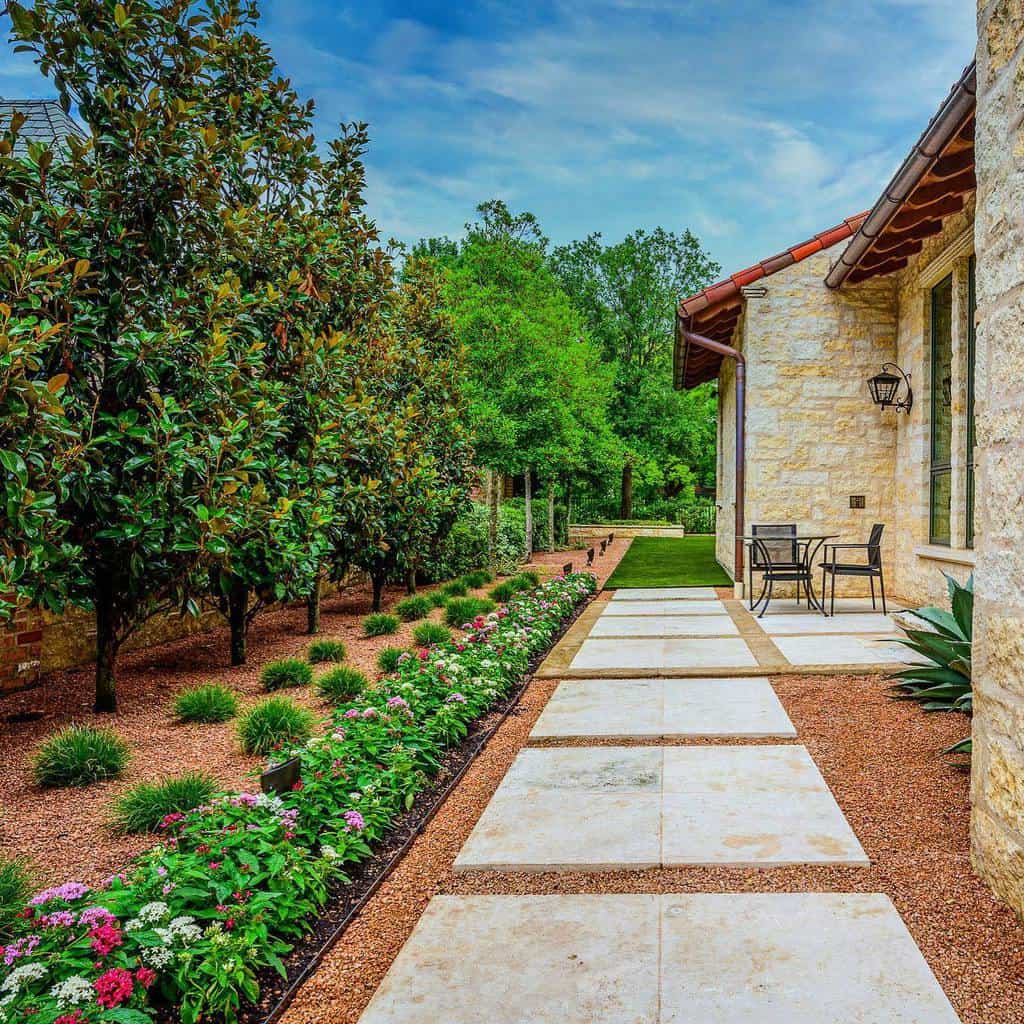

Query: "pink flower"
(343, 810), (366, 833)
(209, 861), (222, 870)
(89, 922), (124, 957)
(78, 907), (116, 928)
(94, 968), (134, 1009)
(135, 966), (157, 988)
(55, 1013), (87, 1024)
(30, 882), (89, 905)
(344, 709), (360, 719)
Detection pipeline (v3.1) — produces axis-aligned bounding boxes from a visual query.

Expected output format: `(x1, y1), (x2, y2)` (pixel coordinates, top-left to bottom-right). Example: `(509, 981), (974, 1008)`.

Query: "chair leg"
(878, 568), (887, 615)
(830, 570), (836, 617)
(759, 577), (773, 618)
(870, 576), (876, 610)
(821, 568), (827, 616)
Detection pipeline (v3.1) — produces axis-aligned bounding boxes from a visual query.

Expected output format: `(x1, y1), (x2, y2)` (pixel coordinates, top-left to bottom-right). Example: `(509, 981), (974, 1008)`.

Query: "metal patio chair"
(819, 523), (887, 616)
(747, 523), (808, 616)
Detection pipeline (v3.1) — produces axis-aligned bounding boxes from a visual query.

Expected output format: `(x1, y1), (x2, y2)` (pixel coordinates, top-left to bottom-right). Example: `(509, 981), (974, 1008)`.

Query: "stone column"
(970, 0), (1024, 916)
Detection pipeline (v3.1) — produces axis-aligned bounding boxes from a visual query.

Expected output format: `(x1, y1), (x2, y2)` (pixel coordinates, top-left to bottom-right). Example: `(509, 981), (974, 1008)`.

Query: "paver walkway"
(357, 586), (961, 1022)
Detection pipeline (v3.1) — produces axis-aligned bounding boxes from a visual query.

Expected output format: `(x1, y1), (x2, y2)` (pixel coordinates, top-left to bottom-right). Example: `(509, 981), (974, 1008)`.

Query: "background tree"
(550, 227), (720, 518)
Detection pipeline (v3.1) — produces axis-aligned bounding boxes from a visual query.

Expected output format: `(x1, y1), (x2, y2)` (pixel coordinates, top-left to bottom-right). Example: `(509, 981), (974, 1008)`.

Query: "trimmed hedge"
(2, 574), (596, 1024)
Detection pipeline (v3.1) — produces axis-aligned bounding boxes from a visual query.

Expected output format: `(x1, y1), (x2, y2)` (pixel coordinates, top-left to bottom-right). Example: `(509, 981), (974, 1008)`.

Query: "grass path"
(604, 535), (731, 588)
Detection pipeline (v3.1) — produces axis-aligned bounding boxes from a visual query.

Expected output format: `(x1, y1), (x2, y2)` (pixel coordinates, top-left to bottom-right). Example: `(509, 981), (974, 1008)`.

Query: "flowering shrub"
(0, 573), (595, 1024)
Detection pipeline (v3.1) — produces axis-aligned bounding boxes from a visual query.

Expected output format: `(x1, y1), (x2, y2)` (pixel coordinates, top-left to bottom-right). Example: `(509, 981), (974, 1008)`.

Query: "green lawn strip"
(605, 536), (732, 588)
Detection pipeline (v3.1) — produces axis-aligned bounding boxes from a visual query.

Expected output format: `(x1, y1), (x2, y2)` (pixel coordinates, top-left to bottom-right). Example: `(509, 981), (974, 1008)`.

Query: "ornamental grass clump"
(439, 579), (467, 598)
(427, 590), (447, 608)
(0, 855), (32, 938)
(260, 657), (314, 691)
(317, 666), (369, 705)
(33, 724), (130, 788)
(394, 595), (431, 622)
(512, 570), (540, 590)
(172, 682), (238, 723)
(238, 697), (315, 755)
(412, 622), (450, 646)
(377, 646), (406, 673)
(488, 580), (516, 602)
(307, 638), (347, 664)
(462, 569), (492, 589)
(444, 596), (497, 627)
(111, 772), (217, 833)
(362, 612), (399, 636)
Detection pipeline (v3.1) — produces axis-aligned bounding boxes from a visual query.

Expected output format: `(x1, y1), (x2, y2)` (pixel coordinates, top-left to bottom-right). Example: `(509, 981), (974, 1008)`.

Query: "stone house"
(675, 2), (1024, 919)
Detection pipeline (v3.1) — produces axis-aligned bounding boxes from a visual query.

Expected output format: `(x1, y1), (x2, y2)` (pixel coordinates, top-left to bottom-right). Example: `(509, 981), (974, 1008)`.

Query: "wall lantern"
(867, 362), (913, 414)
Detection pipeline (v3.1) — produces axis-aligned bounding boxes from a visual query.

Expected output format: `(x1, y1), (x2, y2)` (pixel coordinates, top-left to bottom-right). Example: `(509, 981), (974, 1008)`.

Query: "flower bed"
(0, 573), (596, 1024)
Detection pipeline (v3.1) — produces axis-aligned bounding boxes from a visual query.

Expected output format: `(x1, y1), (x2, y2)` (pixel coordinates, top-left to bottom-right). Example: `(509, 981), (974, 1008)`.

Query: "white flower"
(137, 900), (169, 925)
(50, 976), (93, 1008)
(141, 945), (176, 970)
(320, 844), (339, 861)
(1, 963), (47, 993)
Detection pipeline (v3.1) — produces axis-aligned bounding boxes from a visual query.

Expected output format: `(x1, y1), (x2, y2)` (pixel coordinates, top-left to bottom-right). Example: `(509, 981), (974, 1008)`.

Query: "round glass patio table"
(738, 534), (839, 616)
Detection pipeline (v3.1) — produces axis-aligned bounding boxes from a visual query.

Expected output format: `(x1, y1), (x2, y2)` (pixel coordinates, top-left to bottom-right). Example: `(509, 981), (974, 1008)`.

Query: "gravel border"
(280, 671), (1024, 1024)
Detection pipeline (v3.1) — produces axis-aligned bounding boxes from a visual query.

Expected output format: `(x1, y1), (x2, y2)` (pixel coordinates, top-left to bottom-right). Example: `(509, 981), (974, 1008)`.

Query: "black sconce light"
(867, 362), (913, 414)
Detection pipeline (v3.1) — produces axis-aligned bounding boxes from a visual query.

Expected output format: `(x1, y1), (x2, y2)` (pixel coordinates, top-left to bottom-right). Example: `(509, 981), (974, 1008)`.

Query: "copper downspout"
(676, 319), (746, 588)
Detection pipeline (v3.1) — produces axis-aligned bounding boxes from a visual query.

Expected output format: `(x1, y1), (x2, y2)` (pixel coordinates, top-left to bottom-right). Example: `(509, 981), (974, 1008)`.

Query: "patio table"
(739, 534), (838, 617)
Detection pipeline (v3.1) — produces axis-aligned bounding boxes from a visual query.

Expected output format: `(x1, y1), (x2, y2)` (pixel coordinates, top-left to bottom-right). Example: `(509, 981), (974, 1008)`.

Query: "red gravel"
(0, 542), (627, 888)
(280, 672), (1024, 1024)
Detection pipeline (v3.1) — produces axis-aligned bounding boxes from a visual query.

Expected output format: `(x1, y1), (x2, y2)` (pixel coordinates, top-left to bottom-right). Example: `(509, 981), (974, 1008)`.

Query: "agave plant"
(891, 572), (973, 755)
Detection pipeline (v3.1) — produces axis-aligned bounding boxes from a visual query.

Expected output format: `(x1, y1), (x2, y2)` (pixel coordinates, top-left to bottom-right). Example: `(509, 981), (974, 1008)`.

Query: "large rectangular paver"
(660, 893), (960, 1022)
(589, 614), (739, 637)
(600, 599), (727, 616)
(359, 894), (960, 1023)
(530, 678), (796, 740)
(758, 612), (899, 635)
(570, 637), (757, 671)
(610, 586), (720, 600)
(773, 633), (925, 666)
(358, 895), (660, 1024)
(455, 745), (864, 871)
(661, 746), (866, 866)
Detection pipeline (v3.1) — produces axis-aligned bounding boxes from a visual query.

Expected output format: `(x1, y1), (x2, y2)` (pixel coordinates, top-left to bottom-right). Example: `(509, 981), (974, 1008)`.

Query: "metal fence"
(570, 496), (717, 534)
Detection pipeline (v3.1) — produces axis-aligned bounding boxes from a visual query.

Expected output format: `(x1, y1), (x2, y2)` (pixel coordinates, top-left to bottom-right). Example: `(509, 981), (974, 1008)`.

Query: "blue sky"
(1, 1), (974, 276)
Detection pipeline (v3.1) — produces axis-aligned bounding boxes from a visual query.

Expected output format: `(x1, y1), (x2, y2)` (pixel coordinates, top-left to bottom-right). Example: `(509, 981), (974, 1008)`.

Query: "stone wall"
(715, 344), (738, 580)
(970, 0), (1024, 919)
(721, 248), (900, 599)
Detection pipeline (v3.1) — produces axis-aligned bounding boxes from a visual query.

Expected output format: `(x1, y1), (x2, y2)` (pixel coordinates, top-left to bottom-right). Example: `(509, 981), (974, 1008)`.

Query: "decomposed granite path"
(356, 586), (962, 1023)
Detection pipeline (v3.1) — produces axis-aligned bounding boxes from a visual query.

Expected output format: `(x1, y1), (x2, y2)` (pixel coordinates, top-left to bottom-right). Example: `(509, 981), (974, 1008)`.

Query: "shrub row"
(0, 573), (596, 1024)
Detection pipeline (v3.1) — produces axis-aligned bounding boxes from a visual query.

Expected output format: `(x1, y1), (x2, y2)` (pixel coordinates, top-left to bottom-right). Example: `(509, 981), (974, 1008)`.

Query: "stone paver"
(359, 894), (960, 1023)
(530, 678), (796, 740)
(758, 612), (899, 635)
(589, 613), (739, 637)
(661, 892), (961, 1022)
(570, 637), (758, 671)
(357, 895), (660, 1024)
(773, 633), (926, 666)
(610, 586), (720, 600)
(601, 599), (727, 615)
(455, 745), (864, 871)
(661, 745), (867, 866)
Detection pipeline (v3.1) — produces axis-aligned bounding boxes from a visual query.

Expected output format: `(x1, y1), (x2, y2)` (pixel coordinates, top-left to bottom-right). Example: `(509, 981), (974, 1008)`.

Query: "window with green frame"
(966, 256), (976, 548)
(929, 274), (953, 545)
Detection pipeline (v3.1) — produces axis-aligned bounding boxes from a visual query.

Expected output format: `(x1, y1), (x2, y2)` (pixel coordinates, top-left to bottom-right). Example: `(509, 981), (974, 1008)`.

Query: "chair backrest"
(750, 524), (798, 570)
(867, 523), (885, 567)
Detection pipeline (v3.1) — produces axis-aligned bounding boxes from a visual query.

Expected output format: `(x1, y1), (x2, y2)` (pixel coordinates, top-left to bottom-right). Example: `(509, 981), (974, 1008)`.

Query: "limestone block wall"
(735, 249), (899, 597)
(716, 347), (738, 578)
(970, 0), (1024, 919)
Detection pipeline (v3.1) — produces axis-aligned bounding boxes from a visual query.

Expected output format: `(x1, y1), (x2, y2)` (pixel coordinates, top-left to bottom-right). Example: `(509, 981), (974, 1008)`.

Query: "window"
(929, 274), (953, 545)
(966, 256), (976, 548)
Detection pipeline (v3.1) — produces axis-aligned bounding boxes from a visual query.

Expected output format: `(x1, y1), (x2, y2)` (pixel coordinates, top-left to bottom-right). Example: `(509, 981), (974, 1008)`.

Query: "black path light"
(868, 362), (913, 413)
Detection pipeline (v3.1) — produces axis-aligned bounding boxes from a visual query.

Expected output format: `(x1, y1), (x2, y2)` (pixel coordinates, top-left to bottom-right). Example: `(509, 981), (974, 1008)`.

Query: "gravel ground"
(281, 671), (1024, 1024)
(0, 542), (627, 888)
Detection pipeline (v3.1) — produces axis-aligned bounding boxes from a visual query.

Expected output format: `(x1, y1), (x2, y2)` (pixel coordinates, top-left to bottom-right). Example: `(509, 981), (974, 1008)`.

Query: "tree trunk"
(547, 479), (555, 553)
(306, 569), (321, 636)
(94, 574), (118, 713)
(524, 467), (533, 560)
(565, 477), (573, 545)
(227, 581), (249, 666)
(619, 463), (634, 520)
(488, 468), (499, 573)
(371, 573), (385, 612)
(405, 567), (417, 595)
